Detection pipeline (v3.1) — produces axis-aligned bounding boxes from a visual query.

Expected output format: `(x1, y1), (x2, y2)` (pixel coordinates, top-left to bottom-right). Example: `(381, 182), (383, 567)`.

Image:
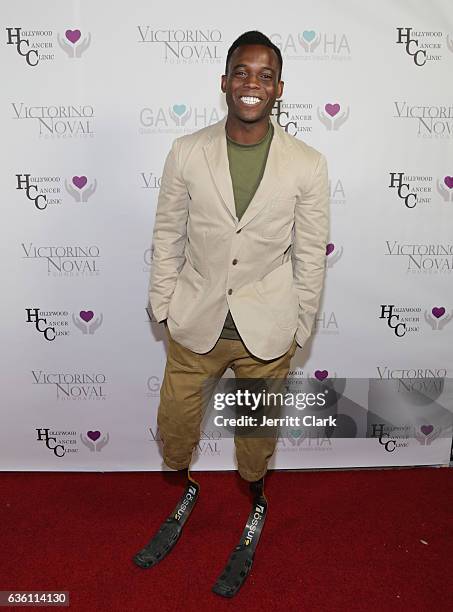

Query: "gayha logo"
(271, 30), (351, 61)
(139, 104), (221, 134)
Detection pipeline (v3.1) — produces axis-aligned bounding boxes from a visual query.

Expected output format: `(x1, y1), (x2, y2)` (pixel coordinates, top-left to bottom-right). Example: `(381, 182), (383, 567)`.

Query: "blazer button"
(228, 289), (233, 295)
(232, 258), (238, 265)
(236, 228), (242, 233)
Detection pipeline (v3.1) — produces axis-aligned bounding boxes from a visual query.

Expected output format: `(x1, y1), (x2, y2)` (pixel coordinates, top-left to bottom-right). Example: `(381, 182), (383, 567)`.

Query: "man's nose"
(244, 73), (260, 88)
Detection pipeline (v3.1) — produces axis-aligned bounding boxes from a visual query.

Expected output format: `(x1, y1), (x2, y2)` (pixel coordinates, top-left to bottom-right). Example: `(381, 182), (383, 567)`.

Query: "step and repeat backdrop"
(1, 1), (452, 471)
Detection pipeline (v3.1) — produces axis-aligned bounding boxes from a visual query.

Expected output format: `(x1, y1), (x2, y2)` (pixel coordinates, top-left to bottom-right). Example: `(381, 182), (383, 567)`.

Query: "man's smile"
(239, 95), (262, 106)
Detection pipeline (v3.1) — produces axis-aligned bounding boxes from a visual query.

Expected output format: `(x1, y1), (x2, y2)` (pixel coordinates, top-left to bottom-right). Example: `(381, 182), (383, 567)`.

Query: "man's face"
(221, 44), (283, 124)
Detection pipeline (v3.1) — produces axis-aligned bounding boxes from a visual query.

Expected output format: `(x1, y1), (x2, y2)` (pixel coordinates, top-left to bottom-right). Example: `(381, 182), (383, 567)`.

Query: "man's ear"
(277, 80), (284, 99)
(221, 74), (227, 93)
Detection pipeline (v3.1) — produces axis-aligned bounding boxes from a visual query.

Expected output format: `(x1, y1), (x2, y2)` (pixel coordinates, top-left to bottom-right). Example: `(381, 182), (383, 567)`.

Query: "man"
(133, 31), (329, 597)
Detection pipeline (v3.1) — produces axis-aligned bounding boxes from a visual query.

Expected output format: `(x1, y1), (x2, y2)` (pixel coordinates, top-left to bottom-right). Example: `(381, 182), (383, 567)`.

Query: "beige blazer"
(149, 114), (329, 360)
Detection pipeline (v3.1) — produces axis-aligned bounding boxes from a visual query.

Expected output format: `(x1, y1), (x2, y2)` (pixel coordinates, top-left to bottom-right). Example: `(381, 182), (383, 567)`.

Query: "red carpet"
(0, 468), (452, 611)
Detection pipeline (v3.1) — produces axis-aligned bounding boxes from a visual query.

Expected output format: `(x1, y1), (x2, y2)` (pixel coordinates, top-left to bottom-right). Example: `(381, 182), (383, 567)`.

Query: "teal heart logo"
(302, 30), (316, 42)
(173, 104), (186, 116)
(290, 429), (302, 439)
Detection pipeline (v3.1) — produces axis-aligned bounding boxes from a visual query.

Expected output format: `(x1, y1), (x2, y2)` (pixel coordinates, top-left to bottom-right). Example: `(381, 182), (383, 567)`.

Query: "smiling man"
(134, 31), (329, 598)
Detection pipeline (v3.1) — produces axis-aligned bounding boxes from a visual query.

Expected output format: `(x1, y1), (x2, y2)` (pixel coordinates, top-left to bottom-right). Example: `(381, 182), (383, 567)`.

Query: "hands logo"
(57, 29), (91, 58)
(169, 104), (191, 126)
(437, 176), (453, 202)
(81, 430), (109, 452)
(299, 30), (320, 52)
(424, 307), (452, 331)
(415, 424), (440, 446)
(65, 175), (97, 202)
(318, 102), (349, 131)
(448, 35), (453, 53)
(326, 243), (343, 267)
(73, 310), (103, 334)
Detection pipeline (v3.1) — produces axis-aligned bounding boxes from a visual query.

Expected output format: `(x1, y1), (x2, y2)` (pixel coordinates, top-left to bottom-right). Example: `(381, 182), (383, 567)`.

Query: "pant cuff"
(163, 455), (191, 471)
(238, 467), (268, 482)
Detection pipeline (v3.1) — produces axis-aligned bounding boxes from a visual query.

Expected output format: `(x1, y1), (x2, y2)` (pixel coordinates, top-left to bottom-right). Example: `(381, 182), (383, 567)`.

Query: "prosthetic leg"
(212, 476), (268, 598)
(132, 468), (200, 569)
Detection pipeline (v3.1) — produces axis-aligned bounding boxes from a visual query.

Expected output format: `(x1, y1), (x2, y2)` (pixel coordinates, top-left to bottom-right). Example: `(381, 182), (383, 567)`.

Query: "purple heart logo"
(87, 430), (101, 441)
(444, 176), (453, 189)
(314, 370), (328, 381)
(432, 307), (445, 319)
(72, 176), (87, 190)
(80, 310), (94, 322)
(325, 103), (340, 117)
(65, 29), (81, 44)
(326, 243), (335, 256)
(421, 425), (433, 436)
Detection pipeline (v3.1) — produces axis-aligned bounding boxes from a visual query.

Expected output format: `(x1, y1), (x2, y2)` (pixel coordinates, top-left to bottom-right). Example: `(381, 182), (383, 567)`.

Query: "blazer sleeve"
(292, 152), (329, 347)
(148, 138), (189, 322)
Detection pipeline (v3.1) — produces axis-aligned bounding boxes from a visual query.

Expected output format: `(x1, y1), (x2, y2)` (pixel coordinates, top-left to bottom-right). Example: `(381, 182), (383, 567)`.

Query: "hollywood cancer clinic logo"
(395, 27), (452, 66)
(379, 304), (452, 337)
(25, 308), (103, 341)
(36, 428), (109, 457)
(15, 173), (97, 209)
(271, 99), (313, 136)
(5, 27), (90, 65)
(388, 173), (453, 207)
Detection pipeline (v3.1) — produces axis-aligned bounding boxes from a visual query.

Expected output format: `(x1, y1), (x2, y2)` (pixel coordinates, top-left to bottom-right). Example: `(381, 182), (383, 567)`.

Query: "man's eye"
(262, 74), (272, 79)
(235, 71), (246, 76)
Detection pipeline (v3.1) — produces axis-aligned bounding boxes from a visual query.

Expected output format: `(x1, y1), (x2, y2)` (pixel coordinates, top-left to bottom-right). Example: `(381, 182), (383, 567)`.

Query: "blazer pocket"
(260, 197), (296, 239)
(168, 259), (206, 326)
(254, 260), (299, 330)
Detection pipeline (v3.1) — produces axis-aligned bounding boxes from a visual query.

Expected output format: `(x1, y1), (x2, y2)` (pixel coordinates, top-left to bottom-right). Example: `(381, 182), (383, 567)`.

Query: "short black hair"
(225, 30), (283, 80)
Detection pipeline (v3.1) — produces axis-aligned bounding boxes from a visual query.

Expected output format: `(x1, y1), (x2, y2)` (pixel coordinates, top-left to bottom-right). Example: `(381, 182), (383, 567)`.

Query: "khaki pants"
(157, 325), (297, 482)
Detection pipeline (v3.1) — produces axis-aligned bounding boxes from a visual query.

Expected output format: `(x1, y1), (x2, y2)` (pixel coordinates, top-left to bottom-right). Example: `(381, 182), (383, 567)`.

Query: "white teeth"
(241, 96), (261, 105)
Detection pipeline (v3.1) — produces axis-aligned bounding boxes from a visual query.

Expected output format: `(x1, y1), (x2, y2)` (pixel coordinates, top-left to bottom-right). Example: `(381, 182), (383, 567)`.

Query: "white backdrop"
(1, 0), (452, 471)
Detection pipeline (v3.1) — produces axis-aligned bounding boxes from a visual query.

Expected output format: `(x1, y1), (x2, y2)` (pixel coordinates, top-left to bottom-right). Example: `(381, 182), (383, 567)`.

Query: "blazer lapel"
(203, 114), (291, 227)
(203, 116), (236, 220)
(237, 115), (290, 231)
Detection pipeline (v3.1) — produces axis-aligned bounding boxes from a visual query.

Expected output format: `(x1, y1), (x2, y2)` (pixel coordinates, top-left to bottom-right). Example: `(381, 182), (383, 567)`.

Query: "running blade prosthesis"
(212, 479), (268, 598)
(133, 473), (200, 569)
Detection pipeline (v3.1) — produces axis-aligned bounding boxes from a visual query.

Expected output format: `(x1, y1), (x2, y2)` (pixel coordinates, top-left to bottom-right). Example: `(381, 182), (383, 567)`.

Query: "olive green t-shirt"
(219, 121), (274, 340)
